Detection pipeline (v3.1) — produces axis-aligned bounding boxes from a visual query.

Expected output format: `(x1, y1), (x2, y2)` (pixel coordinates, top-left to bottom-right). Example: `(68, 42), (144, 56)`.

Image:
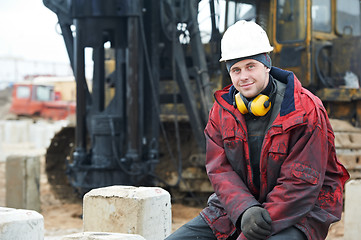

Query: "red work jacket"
(200, 67), (349, 240)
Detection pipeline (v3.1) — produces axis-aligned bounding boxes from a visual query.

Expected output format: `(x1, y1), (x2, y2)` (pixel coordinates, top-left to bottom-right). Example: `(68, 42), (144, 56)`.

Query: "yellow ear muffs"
(249, 94), (271, 116)
(234, 92), (249, 114)
(234, 92), (271, 116)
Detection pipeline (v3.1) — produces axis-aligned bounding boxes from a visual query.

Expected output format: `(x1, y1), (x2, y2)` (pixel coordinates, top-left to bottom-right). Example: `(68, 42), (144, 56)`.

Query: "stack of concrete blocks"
(0, 119), (69, 161)
(0, 120), (33, 161)
(6, 154), (41, 212)
(344, 180), (361, 240)
(79, 185), (172, 240)
(0, 207), (44, 240)
(29, 120), (69, 149)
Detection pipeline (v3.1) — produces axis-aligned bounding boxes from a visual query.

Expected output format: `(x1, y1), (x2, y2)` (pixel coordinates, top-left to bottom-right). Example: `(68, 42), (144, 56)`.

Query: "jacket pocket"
(292, 163), (320, 185)
(268, 142), (288, 164)
(201, 193), (236, 239)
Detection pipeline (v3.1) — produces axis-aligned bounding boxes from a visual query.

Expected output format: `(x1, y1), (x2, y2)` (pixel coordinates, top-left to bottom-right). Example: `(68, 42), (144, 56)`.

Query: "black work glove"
(241, 206), (272, 240)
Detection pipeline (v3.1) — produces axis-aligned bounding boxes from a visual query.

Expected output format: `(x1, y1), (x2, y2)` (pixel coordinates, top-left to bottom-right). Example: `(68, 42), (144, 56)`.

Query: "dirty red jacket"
(200, 67), (349, 240)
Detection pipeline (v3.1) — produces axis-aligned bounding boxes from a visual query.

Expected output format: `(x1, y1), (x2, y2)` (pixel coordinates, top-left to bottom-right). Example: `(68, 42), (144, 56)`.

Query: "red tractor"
(10, 81), (75, 121)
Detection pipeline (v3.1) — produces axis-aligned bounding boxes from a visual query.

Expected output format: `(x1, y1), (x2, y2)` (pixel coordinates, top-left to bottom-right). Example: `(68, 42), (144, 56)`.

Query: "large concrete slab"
(6, 154), (41, 212)
(0, 120), (69, 162)
(344, 180), (361, 240)
(83, 186), (171, 240)
(0, 207), (44, 240)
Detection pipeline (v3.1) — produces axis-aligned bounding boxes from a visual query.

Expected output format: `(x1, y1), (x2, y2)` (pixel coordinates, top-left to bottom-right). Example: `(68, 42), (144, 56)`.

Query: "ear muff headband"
(235, 92), (271, 116)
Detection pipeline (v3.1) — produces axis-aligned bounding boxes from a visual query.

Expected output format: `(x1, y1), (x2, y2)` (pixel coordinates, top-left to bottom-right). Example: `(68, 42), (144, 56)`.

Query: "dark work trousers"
(165, 215), (307, 240)
(165, 215), (218, 240)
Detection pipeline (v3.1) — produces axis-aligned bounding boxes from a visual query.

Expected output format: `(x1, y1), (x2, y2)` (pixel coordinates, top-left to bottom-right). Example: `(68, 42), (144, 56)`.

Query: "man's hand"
(241, 206), (272, 240)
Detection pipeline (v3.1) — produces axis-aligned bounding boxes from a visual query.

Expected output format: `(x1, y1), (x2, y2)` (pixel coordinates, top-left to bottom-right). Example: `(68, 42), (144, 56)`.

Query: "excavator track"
(45, 121), (213, 206)
(45, 126), (80, 202)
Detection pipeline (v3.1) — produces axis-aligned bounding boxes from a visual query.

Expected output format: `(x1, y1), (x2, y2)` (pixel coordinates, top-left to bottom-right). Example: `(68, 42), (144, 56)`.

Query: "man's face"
(229, 59), (270, 98)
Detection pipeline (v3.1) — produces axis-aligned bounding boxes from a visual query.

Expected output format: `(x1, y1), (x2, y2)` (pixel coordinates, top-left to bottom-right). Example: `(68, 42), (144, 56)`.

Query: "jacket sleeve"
(262, 107), (348, 238)
(204, 105), (260, 226)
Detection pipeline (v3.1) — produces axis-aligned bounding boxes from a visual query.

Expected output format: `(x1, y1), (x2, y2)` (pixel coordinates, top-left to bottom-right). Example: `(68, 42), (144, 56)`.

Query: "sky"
(0, 0), (232, 83)
(0, 0), (69, 63)
(0, 0), (226, 62)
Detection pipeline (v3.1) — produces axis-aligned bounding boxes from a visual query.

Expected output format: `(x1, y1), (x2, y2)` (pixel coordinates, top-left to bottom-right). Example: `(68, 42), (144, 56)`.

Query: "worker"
(166, 20), (349, 240)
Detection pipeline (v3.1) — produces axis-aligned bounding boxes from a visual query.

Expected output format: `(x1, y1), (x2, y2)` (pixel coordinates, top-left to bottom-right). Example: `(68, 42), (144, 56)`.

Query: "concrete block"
(29, 121), (50, 150)
(62, 232), (146, 240)
(6, 154), (41, 212)
(344, 180), (361, 240)
(29, 120), (69, 149)
(0, 162), (5, 206)
(0, 120), (68, 162)
(4, 120), (31, 144)
(0, 120), (5, 143)
(83, 186), (171, 240)
(0, 207), (44, 240)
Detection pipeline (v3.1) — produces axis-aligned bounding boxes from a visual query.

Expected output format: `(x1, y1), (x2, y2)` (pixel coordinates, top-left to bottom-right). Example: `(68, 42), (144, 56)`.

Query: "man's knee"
(165, 215), (217, 240)
(268, 226), (307, 240)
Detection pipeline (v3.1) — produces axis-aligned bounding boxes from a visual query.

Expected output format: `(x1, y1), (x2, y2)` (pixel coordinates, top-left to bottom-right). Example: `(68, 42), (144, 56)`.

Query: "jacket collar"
(218, 67), (300, 117)
(270, 67), (296, 116)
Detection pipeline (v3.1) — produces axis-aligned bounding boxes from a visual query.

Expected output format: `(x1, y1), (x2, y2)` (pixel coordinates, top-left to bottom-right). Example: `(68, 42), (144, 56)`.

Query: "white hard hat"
(219, 20), (274, 62)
